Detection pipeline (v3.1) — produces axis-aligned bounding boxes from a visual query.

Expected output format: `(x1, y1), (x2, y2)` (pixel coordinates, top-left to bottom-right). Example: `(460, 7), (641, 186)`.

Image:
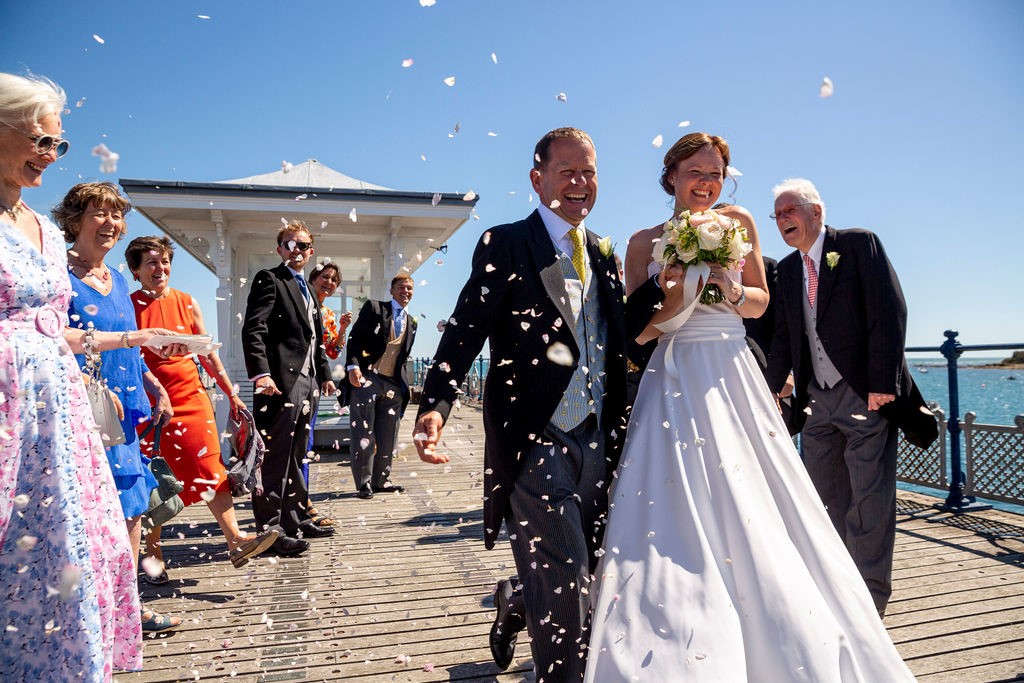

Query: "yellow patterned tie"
(569, 227), (587, 281)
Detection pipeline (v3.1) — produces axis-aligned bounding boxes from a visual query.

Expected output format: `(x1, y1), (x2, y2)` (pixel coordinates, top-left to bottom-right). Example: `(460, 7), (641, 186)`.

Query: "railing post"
(936, 330), (990, 512)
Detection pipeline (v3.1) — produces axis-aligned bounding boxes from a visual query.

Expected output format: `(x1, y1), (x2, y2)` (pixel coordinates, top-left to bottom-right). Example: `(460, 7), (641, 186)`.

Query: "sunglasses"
(1, 120), (71, 158)
(280, 239), (313, 251)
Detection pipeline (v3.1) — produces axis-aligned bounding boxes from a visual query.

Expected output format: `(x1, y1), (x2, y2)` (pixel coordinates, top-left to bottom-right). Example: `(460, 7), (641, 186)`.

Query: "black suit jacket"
(241, 264), (332, 421)
(345, 299), (418, 412)
(418, 210), (628, 549)
(766, 226), (936, 447)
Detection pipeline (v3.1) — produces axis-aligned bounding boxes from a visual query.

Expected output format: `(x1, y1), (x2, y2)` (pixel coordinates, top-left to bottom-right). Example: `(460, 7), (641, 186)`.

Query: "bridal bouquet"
(652, 209), (752, 304)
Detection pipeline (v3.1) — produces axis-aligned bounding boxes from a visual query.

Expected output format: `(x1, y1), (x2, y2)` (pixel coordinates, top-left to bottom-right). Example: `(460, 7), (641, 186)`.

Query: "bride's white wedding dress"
(584, 267), (914, 682)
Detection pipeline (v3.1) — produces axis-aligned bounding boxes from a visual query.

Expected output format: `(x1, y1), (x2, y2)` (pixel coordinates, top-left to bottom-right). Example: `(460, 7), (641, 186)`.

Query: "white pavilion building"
(121, 159), (477, 422)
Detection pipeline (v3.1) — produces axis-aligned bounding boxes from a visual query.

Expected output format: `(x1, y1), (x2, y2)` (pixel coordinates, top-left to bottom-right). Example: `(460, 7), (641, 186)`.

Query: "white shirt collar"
(538, 204), (585, 255)
(286, 265), (305, 279)
(802, 226), (827, 269)
(390, 298), (405, 315)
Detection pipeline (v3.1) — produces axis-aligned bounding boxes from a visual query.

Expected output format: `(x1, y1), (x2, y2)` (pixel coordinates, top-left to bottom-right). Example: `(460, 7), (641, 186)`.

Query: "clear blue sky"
(6, 0), (1023, 357)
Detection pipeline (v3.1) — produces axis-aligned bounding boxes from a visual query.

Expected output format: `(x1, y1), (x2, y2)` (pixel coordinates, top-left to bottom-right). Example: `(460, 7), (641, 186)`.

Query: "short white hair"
(772, 177), (826, 223)
(0, 72), (66, 130)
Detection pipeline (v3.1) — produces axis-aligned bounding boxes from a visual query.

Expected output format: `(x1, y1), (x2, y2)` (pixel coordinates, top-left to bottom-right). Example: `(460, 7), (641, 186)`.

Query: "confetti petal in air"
(92, 34), (105, 44)
(197, 14), (211, 20)
(678, 120), (691, 128)
(91, 143), (120, 174)
(281, 161), (294, 173)
(349, 208), (358, 222)
(419, 0), (436, 5)
(546, 342), (573, 367)
(432, 193), (442, 206)
(443, 76), (456, 87)
(556, 92), (567, 102)
(652, 134), (664, 148)
(490, 52), (498, 64)
(402, 58), (414, 68)
(487, 131), (498, 137)
(75, 98), (86, 108)
(726, 166), (743, 177)
(819, 76), (834, 98)
(463, 190), (477, 201)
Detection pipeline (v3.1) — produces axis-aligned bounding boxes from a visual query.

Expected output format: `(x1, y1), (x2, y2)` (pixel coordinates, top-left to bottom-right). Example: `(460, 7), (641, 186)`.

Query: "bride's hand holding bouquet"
(653, 208), (752, 304)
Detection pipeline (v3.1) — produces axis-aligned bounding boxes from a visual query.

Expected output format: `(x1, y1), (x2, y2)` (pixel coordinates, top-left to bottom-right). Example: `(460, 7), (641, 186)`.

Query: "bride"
(584, 133), (915, 681)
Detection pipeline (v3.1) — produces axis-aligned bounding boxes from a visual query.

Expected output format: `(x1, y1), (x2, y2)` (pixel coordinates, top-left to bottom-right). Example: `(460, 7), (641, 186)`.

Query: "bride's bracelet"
(728, 286), (746, 307)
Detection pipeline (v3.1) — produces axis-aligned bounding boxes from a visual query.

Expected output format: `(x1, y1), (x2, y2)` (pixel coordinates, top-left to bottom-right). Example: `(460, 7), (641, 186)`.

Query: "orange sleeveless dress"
(132, 288), (228, 506)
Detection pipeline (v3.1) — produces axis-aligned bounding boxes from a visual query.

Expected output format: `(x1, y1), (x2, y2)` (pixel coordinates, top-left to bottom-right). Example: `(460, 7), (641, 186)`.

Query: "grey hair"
(772, 177), (826, 223)
(0, 72), (67, 130)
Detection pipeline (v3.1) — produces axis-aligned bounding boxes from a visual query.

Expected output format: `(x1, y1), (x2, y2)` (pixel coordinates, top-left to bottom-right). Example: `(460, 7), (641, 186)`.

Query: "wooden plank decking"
(118, 406), (1024, 682)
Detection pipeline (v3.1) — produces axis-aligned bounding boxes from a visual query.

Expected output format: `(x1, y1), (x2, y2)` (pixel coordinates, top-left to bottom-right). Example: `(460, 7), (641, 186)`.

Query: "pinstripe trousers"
(505, 414), (606, 681)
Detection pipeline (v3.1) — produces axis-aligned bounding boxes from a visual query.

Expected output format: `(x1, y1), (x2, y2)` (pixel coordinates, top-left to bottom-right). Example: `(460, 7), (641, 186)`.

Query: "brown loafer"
(229, 528), (280, 568)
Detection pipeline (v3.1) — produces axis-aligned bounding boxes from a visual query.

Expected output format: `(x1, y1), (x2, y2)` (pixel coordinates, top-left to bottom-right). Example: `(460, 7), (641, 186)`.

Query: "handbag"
(226, 408), (266, 497)
(139, 423), (185, 529)
(82, 333), (126, 447)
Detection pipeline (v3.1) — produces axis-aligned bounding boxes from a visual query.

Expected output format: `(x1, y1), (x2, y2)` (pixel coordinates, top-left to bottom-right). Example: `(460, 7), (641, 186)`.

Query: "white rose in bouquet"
(696, 215), (728, 250)
(728, 227), (752, 264)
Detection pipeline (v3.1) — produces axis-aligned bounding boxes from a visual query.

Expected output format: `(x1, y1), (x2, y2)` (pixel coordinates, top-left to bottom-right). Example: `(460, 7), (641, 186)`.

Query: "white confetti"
(726, 166), (743, 177)
(197, 14), (211, 20)
(281, 161), (293, 173)
(16, 535), (38, 551)
(92, 34), (105, 44)
(59, 566), (82, 600)
(678, 120), (691, 128)
(443, 76), (456, 87)
(819, 76), (834, 98)
(431, 193), (442, 206)
(546, 342), (573, 367)
(490, 52), (498, 64)
(91, 143), (119, 174)
(349, 208), (358, 222)
(463, 190), (476, 201)
(652, 134), (664, 148)
(419, 0), (436, 5)
(556, 92), (567, 102)
(401, 58), (414, 68)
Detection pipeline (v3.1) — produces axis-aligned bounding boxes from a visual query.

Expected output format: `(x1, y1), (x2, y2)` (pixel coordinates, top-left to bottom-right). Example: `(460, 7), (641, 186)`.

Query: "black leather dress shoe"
(489, 578), (524, 670)
(356, 484), (374, 499)
(297, 522), (335, 538)
(371, 481), (405, 494)
(268, 535), (310, 557)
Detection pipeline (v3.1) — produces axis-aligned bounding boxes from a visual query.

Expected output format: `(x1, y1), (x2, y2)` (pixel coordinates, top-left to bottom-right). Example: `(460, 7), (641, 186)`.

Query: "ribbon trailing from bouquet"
(651, 262), (710, 379)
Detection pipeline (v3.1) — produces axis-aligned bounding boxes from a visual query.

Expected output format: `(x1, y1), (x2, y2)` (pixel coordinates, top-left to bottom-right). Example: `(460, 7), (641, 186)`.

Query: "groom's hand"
(414, 411), (448, 463)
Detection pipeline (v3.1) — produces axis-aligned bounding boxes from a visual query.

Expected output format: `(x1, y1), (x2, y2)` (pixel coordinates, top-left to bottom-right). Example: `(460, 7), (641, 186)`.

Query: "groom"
(414, 128), (627, 680)
(766, 178), (936, 615)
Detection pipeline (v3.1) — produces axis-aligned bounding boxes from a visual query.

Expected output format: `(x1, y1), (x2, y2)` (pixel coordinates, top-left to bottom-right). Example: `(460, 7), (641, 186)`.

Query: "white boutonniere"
(598, 235), (615, 258)
(825, 251), (840, 269)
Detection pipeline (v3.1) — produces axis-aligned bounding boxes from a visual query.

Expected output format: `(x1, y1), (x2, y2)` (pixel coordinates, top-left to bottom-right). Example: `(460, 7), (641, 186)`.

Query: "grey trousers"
(252, 372), (317, 537)
(505, 414), (606, 682)
(348, 371), (403, 489)
(802, 379), (898, 611)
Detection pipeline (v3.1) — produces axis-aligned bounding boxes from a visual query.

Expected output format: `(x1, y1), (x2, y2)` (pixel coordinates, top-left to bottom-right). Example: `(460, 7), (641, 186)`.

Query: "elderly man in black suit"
(766, 178), (935, 616)
(413, 128), (627, 680)
(242, 220), (337, 556)
(345, 274), (417, 499)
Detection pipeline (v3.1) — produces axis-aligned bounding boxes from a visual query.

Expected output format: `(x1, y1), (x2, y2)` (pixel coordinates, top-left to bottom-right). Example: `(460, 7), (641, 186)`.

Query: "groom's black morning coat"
(418, 210), (628, 549)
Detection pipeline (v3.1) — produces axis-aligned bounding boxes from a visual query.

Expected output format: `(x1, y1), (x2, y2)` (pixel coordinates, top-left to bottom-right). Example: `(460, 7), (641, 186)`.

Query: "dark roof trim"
(118, 178), (479, 206)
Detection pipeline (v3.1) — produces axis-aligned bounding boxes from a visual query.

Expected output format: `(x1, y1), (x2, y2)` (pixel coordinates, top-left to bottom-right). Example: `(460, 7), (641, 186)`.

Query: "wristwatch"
(729, 286), (746, 307)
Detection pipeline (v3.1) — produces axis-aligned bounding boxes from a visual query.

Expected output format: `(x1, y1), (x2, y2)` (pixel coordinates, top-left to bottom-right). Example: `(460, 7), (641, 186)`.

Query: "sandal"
(141, 608), (181, 633)
(143, 568), (169, 586)
(311, 515), (335, 528)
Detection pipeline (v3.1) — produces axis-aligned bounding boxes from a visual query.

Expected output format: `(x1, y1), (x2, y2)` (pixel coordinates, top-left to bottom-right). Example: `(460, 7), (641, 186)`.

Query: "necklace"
(1, 199), (25, 222)
(68, 253), (111, 283)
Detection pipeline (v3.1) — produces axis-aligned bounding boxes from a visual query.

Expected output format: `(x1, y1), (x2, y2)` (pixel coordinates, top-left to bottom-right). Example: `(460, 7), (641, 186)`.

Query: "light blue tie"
(295, 274), (310, 302)
(393, 307), (405, 337)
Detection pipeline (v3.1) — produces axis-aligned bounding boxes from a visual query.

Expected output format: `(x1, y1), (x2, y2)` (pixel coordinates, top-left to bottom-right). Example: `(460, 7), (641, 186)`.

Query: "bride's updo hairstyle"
(660, 132), (730, 195)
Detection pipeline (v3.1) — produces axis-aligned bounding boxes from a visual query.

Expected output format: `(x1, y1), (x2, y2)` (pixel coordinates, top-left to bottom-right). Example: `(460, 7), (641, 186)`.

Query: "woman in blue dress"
(56, 181), (186, 633)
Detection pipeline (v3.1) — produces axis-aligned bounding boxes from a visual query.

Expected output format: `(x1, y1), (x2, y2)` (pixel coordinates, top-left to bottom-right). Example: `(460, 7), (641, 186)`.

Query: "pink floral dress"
(0, 212), (142, 680)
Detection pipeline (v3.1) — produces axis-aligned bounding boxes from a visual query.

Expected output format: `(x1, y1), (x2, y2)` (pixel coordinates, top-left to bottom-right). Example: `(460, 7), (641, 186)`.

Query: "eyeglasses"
(1, 120), (71, 158)
(769, 203), (814, 221)
(279, 239), (313, 251)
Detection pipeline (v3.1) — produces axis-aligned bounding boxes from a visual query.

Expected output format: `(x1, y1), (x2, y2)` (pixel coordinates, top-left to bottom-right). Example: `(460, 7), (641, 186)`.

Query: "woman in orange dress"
(126, 236), (278, 582)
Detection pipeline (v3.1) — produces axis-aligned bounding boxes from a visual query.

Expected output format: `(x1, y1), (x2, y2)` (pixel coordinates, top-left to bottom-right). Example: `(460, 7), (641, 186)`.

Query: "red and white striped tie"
(803, 254), (818, 307)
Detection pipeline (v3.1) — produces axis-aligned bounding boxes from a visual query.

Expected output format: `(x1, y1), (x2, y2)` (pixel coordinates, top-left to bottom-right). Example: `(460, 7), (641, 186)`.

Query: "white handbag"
(82, 331), (126, 447)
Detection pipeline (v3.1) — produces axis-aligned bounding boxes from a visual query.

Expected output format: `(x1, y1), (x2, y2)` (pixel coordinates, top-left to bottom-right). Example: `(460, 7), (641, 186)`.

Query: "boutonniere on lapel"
(825, 251), (840, 270)
(598, 235), (615, 258)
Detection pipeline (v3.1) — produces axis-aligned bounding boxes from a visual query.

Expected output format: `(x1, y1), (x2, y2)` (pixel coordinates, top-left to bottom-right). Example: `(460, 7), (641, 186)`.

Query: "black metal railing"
(906, 330), (1024, 512)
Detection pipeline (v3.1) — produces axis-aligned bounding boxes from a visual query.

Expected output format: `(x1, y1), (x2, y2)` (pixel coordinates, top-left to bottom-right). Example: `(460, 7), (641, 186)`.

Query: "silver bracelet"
(729, 286), (746, 307)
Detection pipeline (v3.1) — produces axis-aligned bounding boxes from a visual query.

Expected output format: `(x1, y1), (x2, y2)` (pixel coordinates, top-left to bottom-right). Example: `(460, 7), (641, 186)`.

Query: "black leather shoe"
(356, 485), (374, 499)
(489, 578), (523, 670)
(297, 522), (335, 538)
(371, 481), (405, 494)
(268, 535), (310, 557)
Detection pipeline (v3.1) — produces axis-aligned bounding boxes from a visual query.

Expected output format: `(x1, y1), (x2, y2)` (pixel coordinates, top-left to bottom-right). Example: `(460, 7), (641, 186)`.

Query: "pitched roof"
(217, 158), (393, 191)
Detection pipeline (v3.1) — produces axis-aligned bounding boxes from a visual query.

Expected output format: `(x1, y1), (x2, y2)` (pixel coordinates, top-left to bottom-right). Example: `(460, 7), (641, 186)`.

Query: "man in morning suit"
(345, 274), (417, 499)
(413, 128), (627, 680)
(241, 220), (337, 556)
(765, 178), (935, 616)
